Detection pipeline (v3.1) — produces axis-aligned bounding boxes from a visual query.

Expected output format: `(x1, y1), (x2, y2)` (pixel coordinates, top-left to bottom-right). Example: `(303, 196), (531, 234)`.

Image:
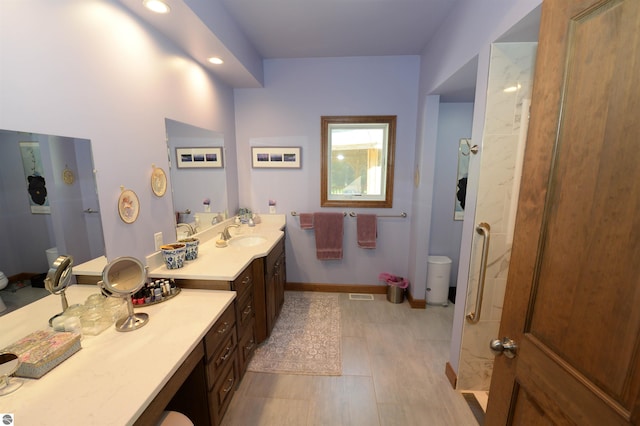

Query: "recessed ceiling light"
(208, 57), (224, 65)
(143, 0), (170, 14)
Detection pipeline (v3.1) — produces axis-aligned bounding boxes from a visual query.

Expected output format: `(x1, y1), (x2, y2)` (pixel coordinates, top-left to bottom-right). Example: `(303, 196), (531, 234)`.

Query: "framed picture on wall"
(176, 147), (223, 168)
(251, 147), (301, 168)
(20, 141), (51, 214)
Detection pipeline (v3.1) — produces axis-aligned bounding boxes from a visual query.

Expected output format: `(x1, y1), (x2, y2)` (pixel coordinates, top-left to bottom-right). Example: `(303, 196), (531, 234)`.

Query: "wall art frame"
(251, 146), (301, 169)
(176, 147), (223, 169)
(19, 141), (51, 214)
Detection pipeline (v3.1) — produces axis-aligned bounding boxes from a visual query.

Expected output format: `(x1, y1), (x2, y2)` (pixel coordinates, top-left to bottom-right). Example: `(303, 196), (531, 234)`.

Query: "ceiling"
(118, 0), (539, 101)
(119, 0), (461, 88)
(219, 0), (462, 59)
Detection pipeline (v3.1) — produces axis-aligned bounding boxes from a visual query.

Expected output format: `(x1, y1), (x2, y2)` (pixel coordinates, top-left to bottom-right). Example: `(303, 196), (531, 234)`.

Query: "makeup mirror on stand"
(0, 353), (23, 396)
(44, 255), (74, 325)
(99, 257), (148, 332)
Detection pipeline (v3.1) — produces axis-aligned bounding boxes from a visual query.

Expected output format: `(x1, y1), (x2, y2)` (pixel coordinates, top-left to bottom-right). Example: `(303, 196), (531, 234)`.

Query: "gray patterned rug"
(247, 292), (341, 375)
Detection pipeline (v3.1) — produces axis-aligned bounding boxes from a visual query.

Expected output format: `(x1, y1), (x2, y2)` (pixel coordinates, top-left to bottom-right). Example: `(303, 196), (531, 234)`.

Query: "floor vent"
(349, 293), (374, 301)
(462, 393), (485, 425)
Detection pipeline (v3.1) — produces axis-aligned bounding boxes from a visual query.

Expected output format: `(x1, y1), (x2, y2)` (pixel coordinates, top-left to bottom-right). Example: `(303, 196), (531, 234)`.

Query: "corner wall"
(234, 56), (420, 288)
(0, 0), (237, 262)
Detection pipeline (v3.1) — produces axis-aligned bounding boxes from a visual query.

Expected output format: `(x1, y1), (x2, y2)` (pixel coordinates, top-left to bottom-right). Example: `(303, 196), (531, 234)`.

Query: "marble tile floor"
(222, 292), (480, 426)
(0, 284), (49, 317)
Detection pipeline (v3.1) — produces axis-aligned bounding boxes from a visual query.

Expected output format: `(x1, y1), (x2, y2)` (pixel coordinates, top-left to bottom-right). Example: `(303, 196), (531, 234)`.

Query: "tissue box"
(1, 330), (81, 378)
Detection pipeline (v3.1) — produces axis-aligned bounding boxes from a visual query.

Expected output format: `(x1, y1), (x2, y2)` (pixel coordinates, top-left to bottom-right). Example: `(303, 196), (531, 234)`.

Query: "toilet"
(0, 271), (8, 313)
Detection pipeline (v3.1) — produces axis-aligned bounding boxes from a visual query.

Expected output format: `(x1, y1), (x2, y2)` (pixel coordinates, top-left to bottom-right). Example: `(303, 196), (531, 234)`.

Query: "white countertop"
(73, 255), (108, 276)
(147, 214), (286, 281)
(0, 285), (235, 425)
(72, 215), (286, 282)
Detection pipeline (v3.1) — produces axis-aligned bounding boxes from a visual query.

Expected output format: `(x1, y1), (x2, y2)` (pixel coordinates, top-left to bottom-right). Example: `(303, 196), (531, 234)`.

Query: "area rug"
(247, 292), (342, 376)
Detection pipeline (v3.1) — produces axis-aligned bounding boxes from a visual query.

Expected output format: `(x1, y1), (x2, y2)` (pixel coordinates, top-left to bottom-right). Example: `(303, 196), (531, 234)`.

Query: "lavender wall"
(235, 56), (420, 287)
(408, 0), (541, 301)
(430, 103), (474, 288)
(0, 0), (238, 263)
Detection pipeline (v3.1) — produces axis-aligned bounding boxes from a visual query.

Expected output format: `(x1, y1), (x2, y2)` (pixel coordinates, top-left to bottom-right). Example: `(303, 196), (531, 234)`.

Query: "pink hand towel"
(313, 212), (344, 260)
(299, 213), (314, 229)
(357, 214), (377, 249)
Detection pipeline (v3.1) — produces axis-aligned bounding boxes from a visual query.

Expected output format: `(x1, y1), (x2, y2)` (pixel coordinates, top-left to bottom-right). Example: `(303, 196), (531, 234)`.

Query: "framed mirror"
(0, 129), (105, 287)
(321, 116), (396, 208)
(165, 119), (228, 237)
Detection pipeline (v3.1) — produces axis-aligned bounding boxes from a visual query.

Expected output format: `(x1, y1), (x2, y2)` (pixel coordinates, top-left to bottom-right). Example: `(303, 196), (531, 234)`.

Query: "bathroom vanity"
(145, 214), (287, 346)
(0, 285), (235, 425)
(54, 214), (287, 424)
(74, 215), (287, 346)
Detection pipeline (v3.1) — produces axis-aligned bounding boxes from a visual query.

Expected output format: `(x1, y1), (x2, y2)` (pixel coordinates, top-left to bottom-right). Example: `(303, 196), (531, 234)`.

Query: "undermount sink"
(228, 235), (267, 247)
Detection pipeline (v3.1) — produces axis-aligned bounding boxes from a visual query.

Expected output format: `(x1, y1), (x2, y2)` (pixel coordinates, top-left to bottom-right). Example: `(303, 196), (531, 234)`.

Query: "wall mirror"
(321, 116), (396, 208)
(165, 119), (228, 237)
(454, 138), (472, 220)
(0, 129), (105, 280)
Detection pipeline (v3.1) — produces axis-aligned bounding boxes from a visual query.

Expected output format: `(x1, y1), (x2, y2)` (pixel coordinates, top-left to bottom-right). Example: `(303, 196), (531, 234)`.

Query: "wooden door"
(485, 0), (640, 424)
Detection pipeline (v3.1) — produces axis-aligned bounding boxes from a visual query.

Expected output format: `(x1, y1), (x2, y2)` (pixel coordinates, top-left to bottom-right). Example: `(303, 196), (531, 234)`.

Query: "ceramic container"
(178, 237), (199, 261)
(161, 243), (186, 269)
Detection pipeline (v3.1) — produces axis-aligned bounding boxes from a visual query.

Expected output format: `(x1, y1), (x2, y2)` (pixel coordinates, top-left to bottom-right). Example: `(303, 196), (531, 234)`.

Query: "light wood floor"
(222, 292), (478, 426)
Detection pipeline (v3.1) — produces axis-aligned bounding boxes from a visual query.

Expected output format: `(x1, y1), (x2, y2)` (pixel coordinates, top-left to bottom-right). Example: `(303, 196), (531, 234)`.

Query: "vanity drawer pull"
(222, 377), (234, 394)
(217, 321), (229, 334)
(243, 304), (252, 316)
(218, 345), (233, 364)
(245, 339), (255, 352)
(241, 276), (251, 285)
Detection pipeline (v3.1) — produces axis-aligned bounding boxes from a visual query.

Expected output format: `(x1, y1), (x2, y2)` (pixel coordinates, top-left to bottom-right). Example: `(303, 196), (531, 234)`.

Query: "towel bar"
(290, 211), (347, 217)
(290, 211), (407, 218)
(348, 211), (407, 218)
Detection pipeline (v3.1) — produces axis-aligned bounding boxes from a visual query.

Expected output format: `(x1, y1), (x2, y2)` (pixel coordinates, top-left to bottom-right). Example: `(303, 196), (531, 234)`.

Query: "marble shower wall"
(457, 42), (538, 391)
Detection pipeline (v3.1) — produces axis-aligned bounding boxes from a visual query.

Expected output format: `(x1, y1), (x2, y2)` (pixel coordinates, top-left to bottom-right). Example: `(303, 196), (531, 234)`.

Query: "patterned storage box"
(1, 330), (81, 378)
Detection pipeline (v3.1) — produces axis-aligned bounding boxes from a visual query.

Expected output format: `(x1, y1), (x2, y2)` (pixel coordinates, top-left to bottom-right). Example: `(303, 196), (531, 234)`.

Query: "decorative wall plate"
(151, 167), (167, 197)
(63, 167), (75, 185)
(118, 188), (139, 224)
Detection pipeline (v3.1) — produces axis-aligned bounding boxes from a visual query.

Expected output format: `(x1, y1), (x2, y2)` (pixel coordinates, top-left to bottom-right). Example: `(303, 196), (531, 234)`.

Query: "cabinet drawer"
(238, 317), (257, 374)
(236, 290), (254, 333)
(206, 331), (237, 390)
(265, 237), (285, 276)
(204, 304), (236, 361)
(209, 350), (238, 426)
(232, 265), (253, 300)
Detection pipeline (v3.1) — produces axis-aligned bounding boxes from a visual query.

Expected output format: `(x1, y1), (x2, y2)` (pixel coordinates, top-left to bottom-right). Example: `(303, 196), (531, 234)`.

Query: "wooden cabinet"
(164, 302), (238, 426)
(264, 237), (286, 338)
(231, 264), (257, 375)
(204, 303), (239, 426)
(167, 235), (287, 423)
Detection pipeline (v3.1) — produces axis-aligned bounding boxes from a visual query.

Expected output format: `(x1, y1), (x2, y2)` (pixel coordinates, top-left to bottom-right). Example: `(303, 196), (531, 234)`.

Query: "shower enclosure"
(454, 42), (538, 391)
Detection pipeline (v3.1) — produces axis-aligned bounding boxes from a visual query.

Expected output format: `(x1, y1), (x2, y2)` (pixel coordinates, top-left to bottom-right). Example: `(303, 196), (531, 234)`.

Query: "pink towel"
(299, 213), (314, 229)
(357, 214), (377, 249)
(313, 212), (343, 260)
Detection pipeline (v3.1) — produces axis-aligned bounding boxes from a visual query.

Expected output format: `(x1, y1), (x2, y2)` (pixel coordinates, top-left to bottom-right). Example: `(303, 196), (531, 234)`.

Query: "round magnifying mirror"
(45, 255), (74, 325)
(0, 353), (23, 396)
(100, 257), (149, 332)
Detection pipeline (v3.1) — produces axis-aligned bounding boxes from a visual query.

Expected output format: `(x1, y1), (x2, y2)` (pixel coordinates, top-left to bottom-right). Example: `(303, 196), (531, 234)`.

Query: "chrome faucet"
(221, 224), (240, 241)
(177, 223), (195, 236)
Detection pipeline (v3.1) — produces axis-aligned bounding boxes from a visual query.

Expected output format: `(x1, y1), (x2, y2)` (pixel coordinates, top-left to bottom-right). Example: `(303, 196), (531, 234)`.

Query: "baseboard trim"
(7, 272), (41, 282)
(445, 362), (457, 389)
(407, 292), (426, 309)
(285, 282), (427, 309)
(285, 282), (387, 294)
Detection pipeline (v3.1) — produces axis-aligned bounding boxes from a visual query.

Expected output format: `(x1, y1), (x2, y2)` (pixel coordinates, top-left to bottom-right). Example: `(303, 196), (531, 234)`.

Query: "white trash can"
(426, 256), (452, 306)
